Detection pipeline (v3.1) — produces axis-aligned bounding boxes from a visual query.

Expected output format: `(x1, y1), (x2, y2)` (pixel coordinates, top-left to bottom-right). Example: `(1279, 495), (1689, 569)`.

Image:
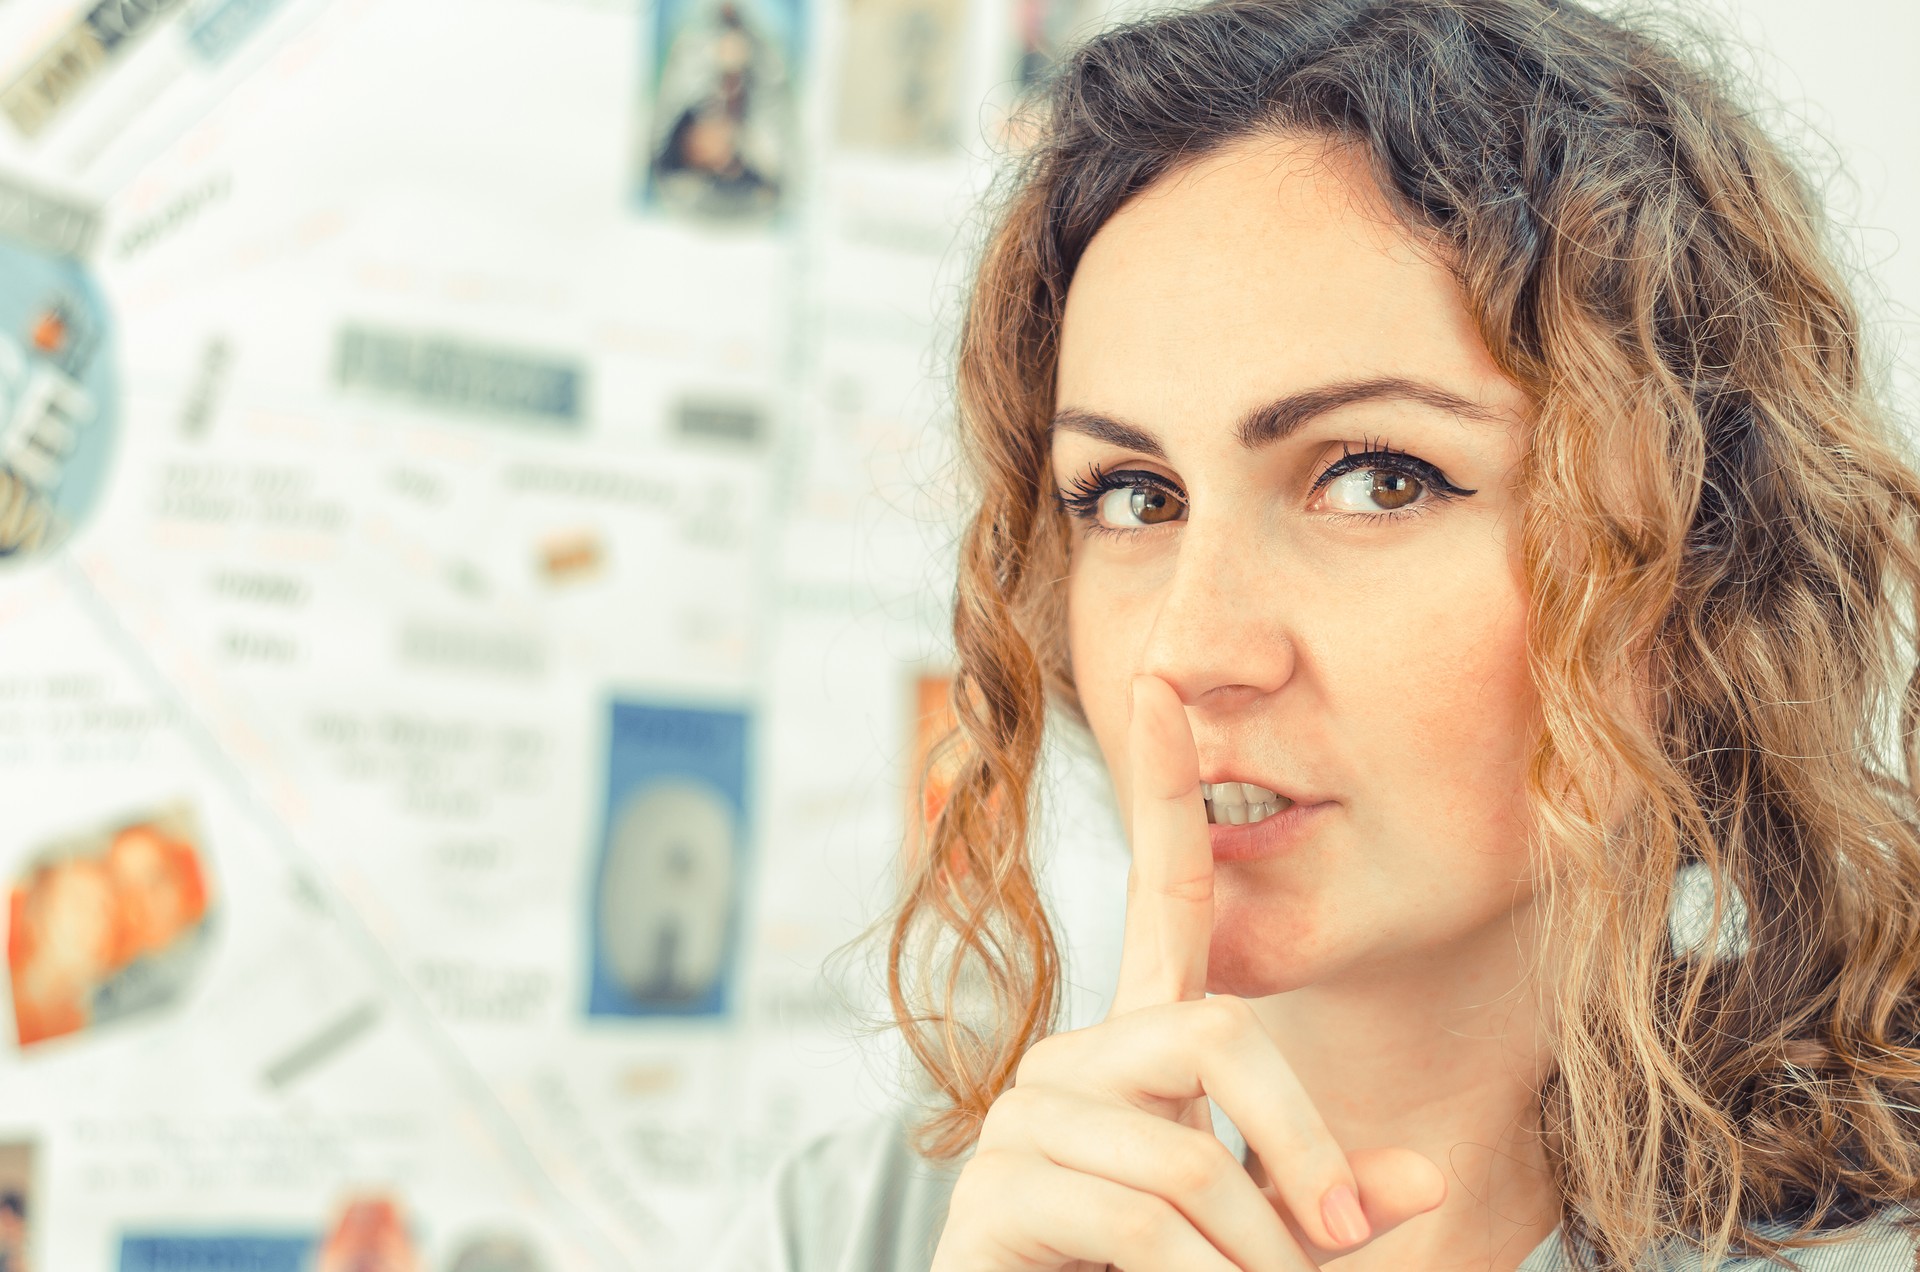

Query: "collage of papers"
(0, 0), (1139, 1265)
(0, 0), (1908, 1267)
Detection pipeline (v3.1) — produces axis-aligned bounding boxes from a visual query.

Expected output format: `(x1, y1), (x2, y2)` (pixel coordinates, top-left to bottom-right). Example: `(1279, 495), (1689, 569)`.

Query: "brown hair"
(881, 0), (1920, 1266)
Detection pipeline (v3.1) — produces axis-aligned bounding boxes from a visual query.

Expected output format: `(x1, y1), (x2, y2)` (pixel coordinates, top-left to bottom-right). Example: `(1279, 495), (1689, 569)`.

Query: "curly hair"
(880, 0), (1920, 1267)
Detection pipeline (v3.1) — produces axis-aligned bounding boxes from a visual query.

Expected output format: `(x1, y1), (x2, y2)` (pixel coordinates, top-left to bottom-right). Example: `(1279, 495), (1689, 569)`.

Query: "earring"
(1668, 861), (1750, 960)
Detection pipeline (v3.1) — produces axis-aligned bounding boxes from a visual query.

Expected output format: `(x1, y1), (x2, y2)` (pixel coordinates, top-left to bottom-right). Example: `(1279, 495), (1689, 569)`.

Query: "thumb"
(1347, 1146), (1448, 1238)
(1260, 1146), (1447, 1264)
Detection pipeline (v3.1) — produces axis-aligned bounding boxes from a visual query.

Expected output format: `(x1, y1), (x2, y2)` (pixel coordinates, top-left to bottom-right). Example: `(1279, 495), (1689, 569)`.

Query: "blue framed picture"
(587, 700), (750, 1018)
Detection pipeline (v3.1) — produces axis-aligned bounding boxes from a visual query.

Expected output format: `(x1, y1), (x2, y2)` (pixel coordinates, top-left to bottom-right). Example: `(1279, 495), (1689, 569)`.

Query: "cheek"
(1328, 564), (1536, 906)
(1416, 606), (1529, 753)
(1328, 522), (1536, 807)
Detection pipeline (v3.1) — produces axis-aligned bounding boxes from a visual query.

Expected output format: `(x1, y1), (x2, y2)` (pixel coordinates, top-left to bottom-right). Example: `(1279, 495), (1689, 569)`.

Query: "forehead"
(1055, 135), (1514, 431)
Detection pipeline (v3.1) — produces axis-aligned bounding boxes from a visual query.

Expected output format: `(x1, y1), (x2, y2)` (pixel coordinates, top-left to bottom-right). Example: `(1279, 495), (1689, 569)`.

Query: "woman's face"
(1056, 135), (1540, 996)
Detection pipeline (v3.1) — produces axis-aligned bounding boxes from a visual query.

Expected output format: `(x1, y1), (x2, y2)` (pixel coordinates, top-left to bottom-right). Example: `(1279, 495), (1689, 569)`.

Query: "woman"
(709, 0), (1920, 1267)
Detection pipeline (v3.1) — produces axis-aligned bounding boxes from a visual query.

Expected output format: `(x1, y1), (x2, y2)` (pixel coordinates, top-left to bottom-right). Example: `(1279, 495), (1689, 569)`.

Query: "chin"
(1204, 888), (1332, 996)
(1206, 956), (1317, 998)
(1204, 878), (1539, 998)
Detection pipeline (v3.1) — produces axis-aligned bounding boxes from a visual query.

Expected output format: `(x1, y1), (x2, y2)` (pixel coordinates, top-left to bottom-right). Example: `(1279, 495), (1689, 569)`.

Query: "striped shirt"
(703, 1102), (1920, 1271)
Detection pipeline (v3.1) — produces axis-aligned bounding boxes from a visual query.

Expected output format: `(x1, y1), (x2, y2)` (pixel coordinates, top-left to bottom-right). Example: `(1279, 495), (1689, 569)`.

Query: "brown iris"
(1129, 487), (1182, 524)
(1368, 470), (1422, 510)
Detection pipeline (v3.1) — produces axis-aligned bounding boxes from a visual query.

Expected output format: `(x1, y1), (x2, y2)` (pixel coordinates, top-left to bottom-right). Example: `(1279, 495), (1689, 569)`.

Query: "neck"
(1244, 906), (1561, 1272)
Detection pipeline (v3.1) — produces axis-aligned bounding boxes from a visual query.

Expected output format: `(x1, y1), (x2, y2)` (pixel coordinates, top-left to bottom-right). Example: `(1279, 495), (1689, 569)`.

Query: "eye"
(1056, 467), (1187, 535)
(1319, 467), (1426, 513)
(1097, 483), (1184, 527)
(1308, 445), (1475, 520)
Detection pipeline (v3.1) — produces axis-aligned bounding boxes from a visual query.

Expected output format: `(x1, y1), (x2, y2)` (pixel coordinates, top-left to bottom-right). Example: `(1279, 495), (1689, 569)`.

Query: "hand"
(929, 675), (1446, 1271)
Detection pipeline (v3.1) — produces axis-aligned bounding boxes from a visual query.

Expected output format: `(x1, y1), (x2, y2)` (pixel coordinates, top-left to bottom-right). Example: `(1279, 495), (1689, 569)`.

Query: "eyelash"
(1054, 437), (1477, 539)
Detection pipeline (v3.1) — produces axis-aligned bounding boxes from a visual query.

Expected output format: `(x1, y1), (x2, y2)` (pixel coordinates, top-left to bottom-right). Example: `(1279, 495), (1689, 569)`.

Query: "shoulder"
(1546, 1205), (1920, 1271)
(700, 1107), (968, 1272)
(1751, 1205), (1920, 1271)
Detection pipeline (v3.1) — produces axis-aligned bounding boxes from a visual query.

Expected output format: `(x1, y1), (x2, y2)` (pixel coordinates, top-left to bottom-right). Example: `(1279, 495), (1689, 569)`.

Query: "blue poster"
(0, 194), (117, 562)
(587, 701), (750, 1018)
(119, 1233), (314, 1272)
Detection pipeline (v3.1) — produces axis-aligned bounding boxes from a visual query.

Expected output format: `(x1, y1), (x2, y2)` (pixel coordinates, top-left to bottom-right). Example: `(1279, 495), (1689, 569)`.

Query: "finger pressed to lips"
(1112, 674), (1215, 1016)
(1106, 675), (1368, 1254)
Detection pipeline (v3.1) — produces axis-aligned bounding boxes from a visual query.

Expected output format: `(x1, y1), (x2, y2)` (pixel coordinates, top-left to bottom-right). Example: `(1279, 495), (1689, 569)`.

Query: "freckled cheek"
(1332, 590), (1533, 834)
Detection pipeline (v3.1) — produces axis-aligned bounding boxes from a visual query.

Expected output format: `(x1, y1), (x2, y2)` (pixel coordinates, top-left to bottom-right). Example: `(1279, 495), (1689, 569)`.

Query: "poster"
(0, 187), (116, 561)
(0, 1142), (33, 1272)
(587, 700), (750, 1019)
(639, 0), (803, 223)
(834, 0), (967, 152)
(8, 802), (212, 1049)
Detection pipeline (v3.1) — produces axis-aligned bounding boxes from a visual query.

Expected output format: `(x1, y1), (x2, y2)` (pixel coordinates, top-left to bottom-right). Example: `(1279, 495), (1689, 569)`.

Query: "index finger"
(1109, 674), (1214, 1017)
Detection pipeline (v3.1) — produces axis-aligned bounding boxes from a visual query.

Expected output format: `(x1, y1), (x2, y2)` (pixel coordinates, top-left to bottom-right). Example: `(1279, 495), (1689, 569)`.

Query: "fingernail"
(1321, 1184), (1370, 1247)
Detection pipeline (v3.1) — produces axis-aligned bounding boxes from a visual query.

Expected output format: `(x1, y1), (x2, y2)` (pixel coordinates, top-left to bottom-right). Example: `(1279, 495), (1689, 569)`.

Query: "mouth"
(1200, 780), (1296, 826)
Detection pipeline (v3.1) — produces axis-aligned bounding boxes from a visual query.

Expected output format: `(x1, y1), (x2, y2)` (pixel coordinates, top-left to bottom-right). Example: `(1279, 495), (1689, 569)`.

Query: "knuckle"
(1162, 1136), (1232, 1198)
(1110, 1191), (1179, 1250)
(975, 1097), (1014, 1149)
(980, 1082), (1042, 1141)
(1134, 866), (1213, 907)
(1163, 871), (1214, 905)
(1013, 1032), (1066, 1087)
(952, 1147), (1019, 1205)
(979, 1084), (1090, 1158)
(1192, 992), (1258, 1045)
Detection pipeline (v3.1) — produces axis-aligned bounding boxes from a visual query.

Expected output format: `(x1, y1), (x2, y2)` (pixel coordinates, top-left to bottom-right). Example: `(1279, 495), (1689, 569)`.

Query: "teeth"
(1201, 780), (1296, 826)
(1200, 781), (1280, 803)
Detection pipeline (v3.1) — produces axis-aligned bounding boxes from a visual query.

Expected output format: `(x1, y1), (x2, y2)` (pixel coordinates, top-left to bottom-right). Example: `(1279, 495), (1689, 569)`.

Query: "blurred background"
(0, 0), (1910, 1266)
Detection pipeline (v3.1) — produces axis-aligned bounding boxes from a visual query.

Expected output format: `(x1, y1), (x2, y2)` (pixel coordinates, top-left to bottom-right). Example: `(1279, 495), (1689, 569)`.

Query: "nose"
(1135, 520), (1296, 708)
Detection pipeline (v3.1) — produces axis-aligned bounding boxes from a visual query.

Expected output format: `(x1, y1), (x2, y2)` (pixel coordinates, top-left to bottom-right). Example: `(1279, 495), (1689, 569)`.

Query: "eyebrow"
(1050, 375), (1507, 458)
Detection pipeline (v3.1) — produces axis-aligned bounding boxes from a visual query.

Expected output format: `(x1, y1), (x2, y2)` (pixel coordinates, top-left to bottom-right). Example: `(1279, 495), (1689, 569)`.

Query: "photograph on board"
(0, 1141), (32, 1272)
(587, 700), (749, 1018)
(834, 0), (967, 152)
(0, 184), (116, 562)
(638, 0), (801, 224)
(7, 803), (214, 1048)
